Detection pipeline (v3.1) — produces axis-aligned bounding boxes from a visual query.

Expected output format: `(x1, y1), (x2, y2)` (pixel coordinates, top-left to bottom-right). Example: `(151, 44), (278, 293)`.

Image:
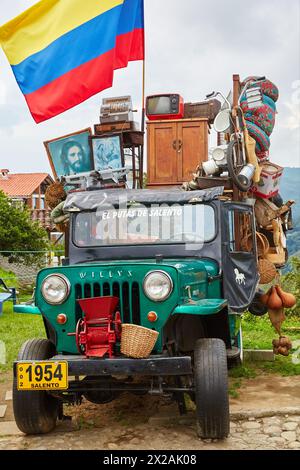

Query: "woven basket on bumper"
(121, 324), (159, 359)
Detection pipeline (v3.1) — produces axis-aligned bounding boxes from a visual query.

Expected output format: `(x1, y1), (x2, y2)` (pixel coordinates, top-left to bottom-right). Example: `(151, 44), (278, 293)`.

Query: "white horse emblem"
(234, 269), (246, 285)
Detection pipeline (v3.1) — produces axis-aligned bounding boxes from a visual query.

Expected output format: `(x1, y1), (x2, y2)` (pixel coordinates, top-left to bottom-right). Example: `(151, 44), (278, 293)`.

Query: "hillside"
(280, 167), (300, 257)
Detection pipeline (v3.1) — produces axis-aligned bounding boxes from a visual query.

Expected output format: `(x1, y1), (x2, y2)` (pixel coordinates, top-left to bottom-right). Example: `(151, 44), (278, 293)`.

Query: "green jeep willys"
(13, 187), (259, 439)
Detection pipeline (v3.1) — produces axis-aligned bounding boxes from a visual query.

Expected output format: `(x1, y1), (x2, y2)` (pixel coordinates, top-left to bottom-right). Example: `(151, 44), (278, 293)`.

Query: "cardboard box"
(252, 162), (284, 199)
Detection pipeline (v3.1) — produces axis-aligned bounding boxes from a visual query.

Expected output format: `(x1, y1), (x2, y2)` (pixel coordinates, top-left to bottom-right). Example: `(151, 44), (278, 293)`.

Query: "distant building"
(0, 169), (54, 231)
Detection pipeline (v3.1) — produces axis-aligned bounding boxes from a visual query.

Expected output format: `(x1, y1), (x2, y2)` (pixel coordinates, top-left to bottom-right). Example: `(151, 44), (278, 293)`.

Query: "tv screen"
(147, 96), (172, 115)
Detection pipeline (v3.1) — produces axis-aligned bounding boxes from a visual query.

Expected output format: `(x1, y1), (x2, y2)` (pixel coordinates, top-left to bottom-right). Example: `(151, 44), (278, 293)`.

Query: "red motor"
(70, 296), (122, 358)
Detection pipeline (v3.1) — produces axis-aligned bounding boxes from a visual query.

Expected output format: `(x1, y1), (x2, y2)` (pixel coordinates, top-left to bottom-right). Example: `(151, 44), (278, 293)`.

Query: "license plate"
(17, 361), (68, 391)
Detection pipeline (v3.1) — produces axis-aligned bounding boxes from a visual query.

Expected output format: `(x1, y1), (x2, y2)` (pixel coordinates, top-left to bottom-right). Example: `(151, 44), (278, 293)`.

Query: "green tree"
(0, 190), (49, 265)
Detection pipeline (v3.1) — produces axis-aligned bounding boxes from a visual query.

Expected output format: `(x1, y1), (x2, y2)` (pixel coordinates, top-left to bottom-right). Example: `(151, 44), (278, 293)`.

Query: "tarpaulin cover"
(64, 187), (225, 212)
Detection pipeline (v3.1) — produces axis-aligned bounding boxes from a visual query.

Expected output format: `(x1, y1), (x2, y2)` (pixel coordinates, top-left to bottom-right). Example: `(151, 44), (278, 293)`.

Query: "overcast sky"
(0, 0), (299, 175)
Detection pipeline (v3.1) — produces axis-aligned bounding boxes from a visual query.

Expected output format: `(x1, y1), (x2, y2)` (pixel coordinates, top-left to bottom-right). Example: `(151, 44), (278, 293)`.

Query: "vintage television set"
(146, 94), (184, 121)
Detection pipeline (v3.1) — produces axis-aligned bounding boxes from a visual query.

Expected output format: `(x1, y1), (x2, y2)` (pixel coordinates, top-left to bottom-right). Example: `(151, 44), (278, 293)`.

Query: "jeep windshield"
(73, 203), (215, 247)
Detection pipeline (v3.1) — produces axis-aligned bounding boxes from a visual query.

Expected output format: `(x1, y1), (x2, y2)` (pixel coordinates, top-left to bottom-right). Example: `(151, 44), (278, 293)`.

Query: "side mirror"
(213, 109), (231, 133)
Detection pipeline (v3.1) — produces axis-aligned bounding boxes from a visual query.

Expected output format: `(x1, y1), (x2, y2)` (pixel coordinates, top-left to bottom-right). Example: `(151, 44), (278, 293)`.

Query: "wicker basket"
(265, 247), (287, 268)
(45, 182), (66, 210)
(244, 232), (270, 257)
(121, 324), (159, 359)
(258, 258), (277, 285)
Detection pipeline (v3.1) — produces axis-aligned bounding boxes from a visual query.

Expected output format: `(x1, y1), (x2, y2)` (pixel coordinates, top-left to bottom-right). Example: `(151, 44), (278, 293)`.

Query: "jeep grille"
(74, 281), (141, 325)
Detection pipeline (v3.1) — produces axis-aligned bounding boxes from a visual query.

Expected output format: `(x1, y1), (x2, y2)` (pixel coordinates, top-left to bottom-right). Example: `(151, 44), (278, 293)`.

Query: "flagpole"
(140, 0), (146, 188)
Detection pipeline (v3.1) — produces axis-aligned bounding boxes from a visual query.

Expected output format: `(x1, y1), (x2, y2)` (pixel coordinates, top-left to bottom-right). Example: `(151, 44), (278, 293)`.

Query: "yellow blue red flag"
(0, 0), (144, 123)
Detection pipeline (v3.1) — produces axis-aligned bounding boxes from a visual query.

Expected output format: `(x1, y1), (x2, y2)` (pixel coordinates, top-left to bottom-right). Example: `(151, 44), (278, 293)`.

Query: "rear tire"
(194, 338), (230, 439)
(13, 339), (59, 435)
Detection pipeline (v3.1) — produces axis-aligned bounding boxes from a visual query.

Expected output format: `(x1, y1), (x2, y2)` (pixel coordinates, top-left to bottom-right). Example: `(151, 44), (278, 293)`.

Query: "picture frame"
(44, 128), (93, 179)
(90, 134), (125, 173)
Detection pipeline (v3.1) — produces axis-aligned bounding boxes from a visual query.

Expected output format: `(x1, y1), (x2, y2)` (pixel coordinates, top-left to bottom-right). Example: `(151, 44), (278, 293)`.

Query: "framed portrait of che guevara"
(44, 128), (93, 179)
(90, 134), (125, 172)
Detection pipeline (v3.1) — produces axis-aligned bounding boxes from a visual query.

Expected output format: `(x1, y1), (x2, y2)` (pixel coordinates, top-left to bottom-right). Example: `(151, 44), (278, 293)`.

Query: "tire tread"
(194, 338), (229, 439)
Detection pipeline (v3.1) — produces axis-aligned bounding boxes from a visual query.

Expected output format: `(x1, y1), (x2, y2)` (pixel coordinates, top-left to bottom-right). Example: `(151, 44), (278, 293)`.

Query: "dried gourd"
(275, 286), (296, 309)
(268, 307), (286, 335)
(267, 287), (283, 310)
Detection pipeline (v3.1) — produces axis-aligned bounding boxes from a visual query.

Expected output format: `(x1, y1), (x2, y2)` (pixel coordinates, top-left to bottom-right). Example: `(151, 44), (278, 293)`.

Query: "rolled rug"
(241, 94), (276, 136)
(246, 120), (271, 154)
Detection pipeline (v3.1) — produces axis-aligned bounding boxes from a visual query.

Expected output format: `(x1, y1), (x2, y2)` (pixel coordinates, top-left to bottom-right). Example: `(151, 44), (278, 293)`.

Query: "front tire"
(194, 338), (230, 439)
(13, 339), (59, 435)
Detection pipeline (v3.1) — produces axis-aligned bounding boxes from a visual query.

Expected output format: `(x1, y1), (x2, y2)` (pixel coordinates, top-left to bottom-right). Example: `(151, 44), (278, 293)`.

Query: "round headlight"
(143, 271), (173, 302)
(41, 274), (70, 305)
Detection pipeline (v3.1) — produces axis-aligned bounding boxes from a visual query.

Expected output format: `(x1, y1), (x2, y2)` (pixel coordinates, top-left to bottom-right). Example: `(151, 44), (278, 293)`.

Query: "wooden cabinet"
(147, 119), (209, 187)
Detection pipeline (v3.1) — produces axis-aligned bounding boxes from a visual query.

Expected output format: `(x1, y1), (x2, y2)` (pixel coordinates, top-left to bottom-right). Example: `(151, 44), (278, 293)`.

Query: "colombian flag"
(0, 0), (144, 123)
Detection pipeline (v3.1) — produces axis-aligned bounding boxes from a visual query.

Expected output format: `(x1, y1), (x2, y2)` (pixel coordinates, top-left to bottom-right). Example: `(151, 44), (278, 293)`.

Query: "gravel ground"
(0, 374), (300, 450)
(0, 414), (300, 450)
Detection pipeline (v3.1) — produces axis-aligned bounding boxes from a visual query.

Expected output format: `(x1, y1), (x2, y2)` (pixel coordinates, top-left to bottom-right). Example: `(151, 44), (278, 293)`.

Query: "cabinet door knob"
(177, 140), (183, 153)
(172, 140), (178, 150)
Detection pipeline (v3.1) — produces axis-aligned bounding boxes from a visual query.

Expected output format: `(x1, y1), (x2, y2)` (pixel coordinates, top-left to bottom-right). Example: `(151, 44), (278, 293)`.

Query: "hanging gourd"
(275, 285), (296, 309)
(267, 286), (283, 310)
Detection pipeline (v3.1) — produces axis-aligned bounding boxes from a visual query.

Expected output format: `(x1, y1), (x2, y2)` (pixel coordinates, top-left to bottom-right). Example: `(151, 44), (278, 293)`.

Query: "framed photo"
(90, 134), (124, 172)
(44, 128), (93, 179)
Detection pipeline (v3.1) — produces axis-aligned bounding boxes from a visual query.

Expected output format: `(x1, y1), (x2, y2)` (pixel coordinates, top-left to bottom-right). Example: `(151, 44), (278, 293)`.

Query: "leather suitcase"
(184, 99), (221, 123)
(94, 121), (139, 134)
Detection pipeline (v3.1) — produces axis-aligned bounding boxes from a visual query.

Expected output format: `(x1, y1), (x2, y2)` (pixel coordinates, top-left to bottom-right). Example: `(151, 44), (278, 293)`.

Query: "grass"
(0, 300), (45, 373)
(0, 267), (18, 288)
(242, 312), (300, 350)
(228, 356), (300, 399)
(227, 313), (300, 397)
(0, 267), (45, 374)
(228, 311), (300, 398)
(259, 355), (300, 376)
(228, 379), (242, 398)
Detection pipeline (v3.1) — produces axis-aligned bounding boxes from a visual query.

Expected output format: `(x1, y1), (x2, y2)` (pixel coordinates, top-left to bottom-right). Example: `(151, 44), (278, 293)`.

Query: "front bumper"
(39, 355), (193, 377)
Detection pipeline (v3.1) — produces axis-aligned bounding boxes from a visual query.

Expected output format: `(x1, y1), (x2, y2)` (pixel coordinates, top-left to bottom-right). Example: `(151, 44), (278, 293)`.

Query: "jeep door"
(221, 202), (259, 313)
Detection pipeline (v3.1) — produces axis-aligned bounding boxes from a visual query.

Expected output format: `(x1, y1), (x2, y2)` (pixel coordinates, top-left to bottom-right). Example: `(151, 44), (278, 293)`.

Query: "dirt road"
(0, 373), (300, 450)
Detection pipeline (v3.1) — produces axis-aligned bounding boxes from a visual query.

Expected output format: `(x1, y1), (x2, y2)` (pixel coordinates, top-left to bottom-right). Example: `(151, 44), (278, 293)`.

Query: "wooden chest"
(147, 119), (209, 187)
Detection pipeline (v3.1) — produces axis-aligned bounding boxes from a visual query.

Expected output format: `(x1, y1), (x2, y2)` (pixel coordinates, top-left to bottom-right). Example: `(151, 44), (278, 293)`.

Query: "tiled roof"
(0, 173), (53, 198)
